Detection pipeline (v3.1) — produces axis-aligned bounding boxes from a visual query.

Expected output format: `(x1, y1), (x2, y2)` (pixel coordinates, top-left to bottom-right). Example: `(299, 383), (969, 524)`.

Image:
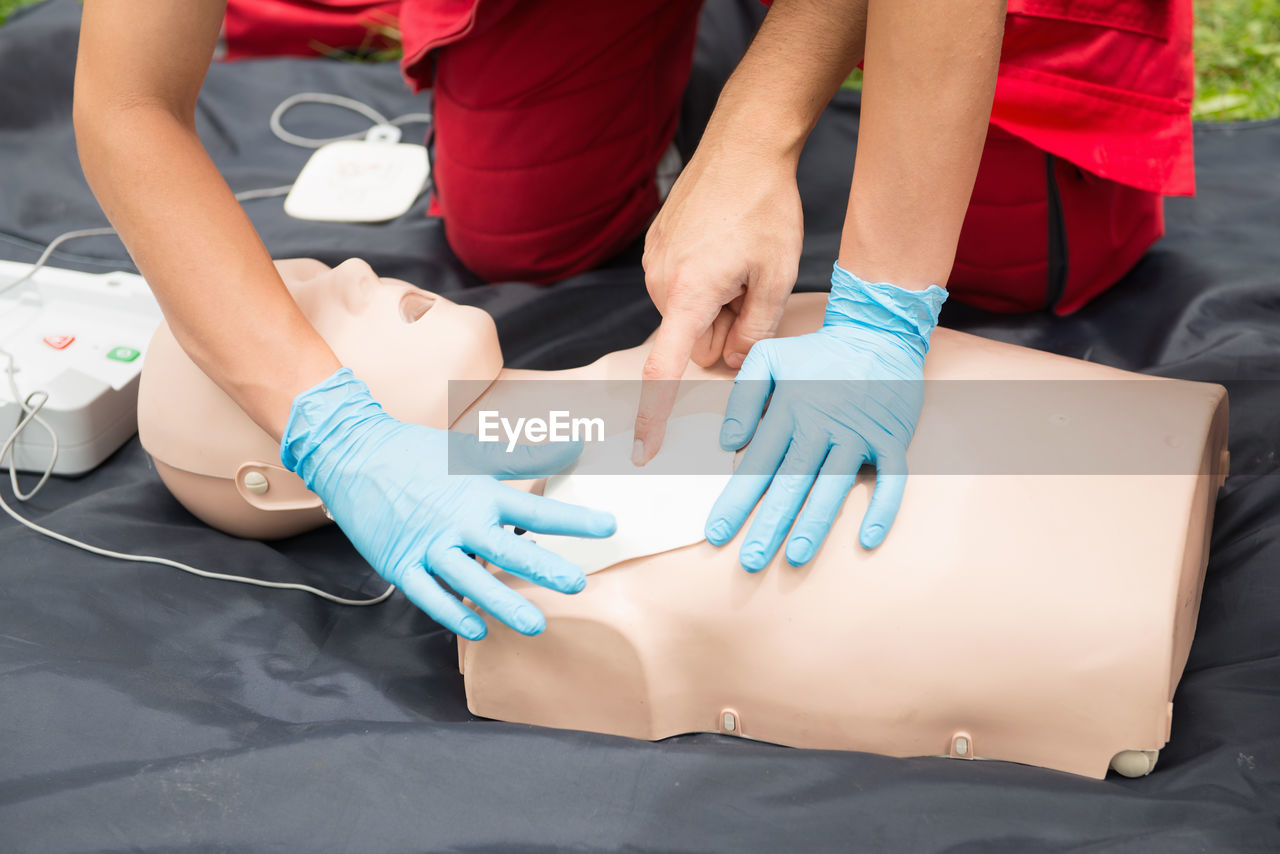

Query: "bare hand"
(633, 141), (803, 464)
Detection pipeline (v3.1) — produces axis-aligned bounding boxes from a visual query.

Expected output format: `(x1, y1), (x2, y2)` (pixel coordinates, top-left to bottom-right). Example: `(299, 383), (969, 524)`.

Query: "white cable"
(0, 90), (433, 608)
(0, 347), (394, 606)
(229, 184), (294, 202)
(1, 87), (429, 290)
(0, 188), (291, 300)
(269, 91), (432, 148)
(2, 92), (430, 291)
(1, 349), (57, 501)
(0, 227), (118, 299)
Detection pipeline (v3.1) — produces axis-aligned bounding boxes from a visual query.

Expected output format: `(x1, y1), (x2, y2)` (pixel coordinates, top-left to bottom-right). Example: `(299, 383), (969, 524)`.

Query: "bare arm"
(641, 0), (868, 373)
(634, 0), (867, 461)
(689, 0), (1004, 290)
(698, 0), (868, 170)
(634, 0), (1004, 457)
(841, 0), (1005, 288)
(74, 0), (340, 441)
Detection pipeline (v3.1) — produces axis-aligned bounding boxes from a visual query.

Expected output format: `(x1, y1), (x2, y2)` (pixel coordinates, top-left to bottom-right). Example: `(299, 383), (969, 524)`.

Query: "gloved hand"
(281, 368), (616, 640)
(705, 263), (946, 570)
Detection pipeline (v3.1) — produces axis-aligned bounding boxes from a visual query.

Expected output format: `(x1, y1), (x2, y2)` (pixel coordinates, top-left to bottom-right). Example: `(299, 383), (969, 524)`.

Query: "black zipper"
(1044, 154), (1069, 311)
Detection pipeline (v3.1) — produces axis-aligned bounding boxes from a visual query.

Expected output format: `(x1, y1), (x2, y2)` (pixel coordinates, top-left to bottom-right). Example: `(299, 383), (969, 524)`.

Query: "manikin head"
(137, 258), (503, 538)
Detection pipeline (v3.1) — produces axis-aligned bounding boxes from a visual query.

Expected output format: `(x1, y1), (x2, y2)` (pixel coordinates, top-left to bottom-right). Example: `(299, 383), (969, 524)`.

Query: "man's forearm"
(701, 0), (868, 163)
(840, 0), (1005, 290)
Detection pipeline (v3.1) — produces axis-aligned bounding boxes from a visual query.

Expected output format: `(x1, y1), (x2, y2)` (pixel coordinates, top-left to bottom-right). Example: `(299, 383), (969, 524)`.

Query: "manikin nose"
(399, 290), (437, 323)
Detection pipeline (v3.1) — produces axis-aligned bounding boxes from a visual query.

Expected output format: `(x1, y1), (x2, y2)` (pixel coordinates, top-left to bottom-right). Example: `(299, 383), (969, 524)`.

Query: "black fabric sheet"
(3, 1), (1279, 850)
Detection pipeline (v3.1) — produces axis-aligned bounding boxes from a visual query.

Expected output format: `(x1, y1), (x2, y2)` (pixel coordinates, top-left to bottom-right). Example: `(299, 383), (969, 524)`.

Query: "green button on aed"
(107, 346), (140, 363)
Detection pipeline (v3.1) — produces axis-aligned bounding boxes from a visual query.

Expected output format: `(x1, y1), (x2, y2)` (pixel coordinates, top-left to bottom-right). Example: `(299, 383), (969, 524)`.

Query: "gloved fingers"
(784, 445), (866, 566)
(720, 346), (775, 450)
(431, 546), (547, 636)
(394, 561), (488, 641)
(705, 411), (793, 547)
(452, 432), (585, 479)
(860, 447), (909, 549)
(737, 438), (829, 572)
(470, 527), (587, 595)
(497, 486), (617, 539)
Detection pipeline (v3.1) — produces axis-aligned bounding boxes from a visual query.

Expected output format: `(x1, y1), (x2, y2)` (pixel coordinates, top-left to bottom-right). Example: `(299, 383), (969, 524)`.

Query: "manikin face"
(290, 257), (504, 426)
(137, 258), (504, 538)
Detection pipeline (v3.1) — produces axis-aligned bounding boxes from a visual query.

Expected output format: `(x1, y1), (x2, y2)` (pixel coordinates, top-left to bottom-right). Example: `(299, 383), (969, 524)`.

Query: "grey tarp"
(2, 1), (1278, 850)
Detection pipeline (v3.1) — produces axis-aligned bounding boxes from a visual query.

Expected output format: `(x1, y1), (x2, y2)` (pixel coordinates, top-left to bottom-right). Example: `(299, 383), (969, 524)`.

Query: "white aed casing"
(0, 260), (162, 475)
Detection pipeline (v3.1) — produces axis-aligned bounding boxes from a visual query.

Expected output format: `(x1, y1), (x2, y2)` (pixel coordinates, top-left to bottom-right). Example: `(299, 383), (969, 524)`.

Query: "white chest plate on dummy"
(284, 136), (429, 223)
(528, 413), (735, 574)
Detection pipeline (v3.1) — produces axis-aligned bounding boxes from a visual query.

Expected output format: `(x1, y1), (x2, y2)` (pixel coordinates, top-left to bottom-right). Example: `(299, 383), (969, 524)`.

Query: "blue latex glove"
(281, 368), (616, 640)
(705, 263), (946, 570)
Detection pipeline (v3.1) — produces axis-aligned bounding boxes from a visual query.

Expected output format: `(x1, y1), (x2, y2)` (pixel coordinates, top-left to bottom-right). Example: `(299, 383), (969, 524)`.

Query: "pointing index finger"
(633, 311), (705, 466)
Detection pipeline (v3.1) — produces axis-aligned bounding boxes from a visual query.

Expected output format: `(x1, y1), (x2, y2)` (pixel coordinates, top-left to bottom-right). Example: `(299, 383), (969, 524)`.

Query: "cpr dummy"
(137, 258), (1228, 779)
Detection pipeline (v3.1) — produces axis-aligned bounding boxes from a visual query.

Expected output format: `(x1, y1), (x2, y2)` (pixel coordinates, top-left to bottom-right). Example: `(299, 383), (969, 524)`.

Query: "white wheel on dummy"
(1109, 749), (1160, 778)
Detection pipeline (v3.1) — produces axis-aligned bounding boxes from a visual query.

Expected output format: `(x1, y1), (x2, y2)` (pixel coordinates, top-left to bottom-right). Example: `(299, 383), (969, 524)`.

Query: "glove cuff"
(280, 367), (386, 486)
(825, 263), (948, 352)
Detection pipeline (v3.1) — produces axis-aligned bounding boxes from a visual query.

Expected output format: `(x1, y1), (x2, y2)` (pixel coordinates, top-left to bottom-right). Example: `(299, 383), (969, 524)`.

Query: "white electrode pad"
(528, 412), (735, 574)
(284, 126), (429, 223)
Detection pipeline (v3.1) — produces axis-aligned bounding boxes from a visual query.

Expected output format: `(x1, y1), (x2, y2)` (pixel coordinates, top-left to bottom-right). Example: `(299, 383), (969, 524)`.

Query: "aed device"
(0, 260), (162, 475)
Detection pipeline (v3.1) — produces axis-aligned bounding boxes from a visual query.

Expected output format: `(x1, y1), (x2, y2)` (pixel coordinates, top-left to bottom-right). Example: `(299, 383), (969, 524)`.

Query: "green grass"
(2, 0), (1276, 120)
(308, 9), (403, 63)
(1194, 0), (1280, 120)
(0, 0), (40, 25)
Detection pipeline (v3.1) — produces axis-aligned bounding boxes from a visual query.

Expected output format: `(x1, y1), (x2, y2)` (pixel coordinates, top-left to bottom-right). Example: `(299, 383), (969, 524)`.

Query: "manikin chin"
(138, 258), (1228, 779)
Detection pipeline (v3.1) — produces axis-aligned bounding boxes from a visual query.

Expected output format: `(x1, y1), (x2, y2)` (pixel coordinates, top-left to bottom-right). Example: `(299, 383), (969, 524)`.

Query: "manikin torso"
(138, 259), (1228, 779)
